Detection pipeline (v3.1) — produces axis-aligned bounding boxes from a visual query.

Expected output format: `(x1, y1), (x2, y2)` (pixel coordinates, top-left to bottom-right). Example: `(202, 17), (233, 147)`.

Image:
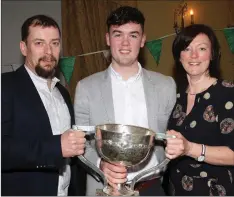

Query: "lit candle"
(190, 9), (194, 24)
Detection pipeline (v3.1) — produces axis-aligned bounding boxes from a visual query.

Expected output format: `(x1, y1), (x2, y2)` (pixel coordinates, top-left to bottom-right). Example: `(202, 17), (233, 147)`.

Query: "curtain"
(61, 0), (137, 100)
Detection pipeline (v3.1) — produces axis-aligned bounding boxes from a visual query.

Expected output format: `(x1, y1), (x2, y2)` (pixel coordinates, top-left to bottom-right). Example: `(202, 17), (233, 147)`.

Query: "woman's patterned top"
(167, 79), (234, 196)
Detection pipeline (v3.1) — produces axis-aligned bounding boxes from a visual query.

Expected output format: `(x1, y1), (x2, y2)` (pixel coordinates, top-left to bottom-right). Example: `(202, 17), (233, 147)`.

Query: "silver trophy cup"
(73, 124), (175, 196)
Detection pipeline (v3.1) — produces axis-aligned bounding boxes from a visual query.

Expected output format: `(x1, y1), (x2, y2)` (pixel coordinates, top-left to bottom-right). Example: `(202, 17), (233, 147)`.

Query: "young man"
(74, 6), (176, 196)
(1, 15), (86, 196)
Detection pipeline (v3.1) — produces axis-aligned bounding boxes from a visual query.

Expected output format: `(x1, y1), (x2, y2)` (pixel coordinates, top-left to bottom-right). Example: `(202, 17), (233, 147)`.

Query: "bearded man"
(1, 15), (86, 196)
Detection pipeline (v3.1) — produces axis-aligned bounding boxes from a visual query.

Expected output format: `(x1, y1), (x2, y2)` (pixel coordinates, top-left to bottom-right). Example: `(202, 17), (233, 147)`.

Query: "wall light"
(173, 1), (195, 34)
(190, 9), (194, 25)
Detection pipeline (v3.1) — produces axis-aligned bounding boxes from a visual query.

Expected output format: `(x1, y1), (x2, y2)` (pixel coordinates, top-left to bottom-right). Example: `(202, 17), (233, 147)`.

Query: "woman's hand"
(165, 130), (193, 159)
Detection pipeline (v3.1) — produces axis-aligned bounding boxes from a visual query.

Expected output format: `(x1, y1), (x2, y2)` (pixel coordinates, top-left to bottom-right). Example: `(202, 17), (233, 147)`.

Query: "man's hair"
(106, 6), (145, 32)
(21, 14), (61, 42)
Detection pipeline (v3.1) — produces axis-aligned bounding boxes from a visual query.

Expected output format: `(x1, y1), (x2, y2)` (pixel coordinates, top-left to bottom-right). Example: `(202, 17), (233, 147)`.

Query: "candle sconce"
(174, 1), (195, 34)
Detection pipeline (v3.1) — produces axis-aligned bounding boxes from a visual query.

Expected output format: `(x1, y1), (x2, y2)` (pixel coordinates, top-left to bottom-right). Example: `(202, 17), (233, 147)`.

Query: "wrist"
(185, 141), (193, 156)
(197, 144), (206, 162)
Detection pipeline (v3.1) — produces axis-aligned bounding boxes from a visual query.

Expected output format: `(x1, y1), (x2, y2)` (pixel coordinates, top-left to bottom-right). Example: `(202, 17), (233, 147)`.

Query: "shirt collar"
(109, 62), (142, 83)
(24, 65), (60, 90)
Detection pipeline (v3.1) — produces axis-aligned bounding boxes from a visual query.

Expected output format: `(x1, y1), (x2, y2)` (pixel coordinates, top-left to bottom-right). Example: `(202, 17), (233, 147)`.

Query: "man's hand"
(61, 129), (86, 157)
(100, 160), (127, 192)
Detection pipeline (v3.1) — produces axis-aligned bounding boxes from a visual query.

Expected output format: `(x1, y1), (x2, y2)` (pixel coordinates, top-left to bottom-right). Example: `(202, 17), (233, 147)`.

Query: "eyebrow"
(32, 38), (44, 42)
(112, 30), (140, 35)
(32, 38), (60, 42)
(130, 31), (140, 35)
(197, 43), (210, 46)
(112, 30), (122, 34)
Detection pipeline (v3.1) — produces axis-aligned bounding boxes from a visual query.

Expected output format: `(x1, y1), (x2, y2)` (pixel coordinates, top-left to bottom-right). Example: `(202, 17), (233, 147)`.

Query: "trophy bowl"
(95, 124), (155, 167)
(73, 124), (174, 196)
(95, 124), (155, 196)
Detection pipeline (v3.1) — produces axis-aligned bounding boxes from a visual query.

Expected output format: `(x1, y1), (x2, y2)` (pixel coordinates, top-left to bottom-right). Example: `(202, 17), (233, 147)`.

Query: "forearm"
(168, 77), (176, 106)
(187, 142), (234, 166)
(2, 135), (64, 171)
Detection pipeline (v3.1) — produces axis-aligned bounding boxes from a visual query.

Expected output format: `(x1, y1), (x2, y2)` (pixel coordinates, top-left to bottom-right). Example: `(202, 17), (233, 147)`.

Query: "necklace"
(187, 78), (218, 96)
(187, 87), (207, 95)
(188, 92), (197, 95)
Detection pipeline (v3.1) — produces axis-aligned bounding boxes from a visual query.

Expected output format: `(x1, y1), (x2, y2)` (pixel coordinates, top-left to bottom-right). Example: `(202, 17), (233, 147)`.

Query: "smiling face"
(20, 25), (61, 79)
(180, 33), (212, 78)
(106, 22), (146, 68)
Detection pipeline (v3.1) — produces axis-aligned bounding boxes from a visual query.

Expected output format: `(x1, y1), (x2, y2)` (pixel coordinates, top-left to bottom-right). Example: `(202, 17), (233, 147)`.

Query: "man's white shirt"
(98, 63), (159, 182)
(25, 65), (71, 196)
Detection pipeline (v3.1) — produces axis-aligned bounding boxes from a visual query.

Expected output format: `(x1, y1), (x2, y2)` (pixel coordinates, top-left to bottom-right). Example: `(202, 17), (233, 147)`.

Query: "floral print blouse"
(167, 79), (234, 196)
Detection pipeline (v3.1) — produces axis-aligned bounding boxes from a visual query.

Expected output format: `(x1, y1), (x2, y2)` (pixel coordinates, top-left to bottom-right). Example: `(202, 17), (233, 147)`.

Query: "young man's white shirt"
(97, 63), (159, 182)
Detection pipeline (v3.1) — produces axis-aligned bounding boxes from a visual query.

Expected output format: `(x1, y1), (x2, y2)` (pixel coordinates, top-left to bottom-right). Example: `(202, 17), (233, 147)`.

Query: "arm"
(74, 81), (90, 126)
(2, 129), (86, 171)
(74, 79), (129, 189)
(166, 87), (234, 165)
(165, 77), (177, 117)
(74, 80), (94, 162)
(187, 143), (234, 165)
(166, 130), (234, 166)
(156, 76), (177, 171)
(2, 135), (63, 171)
(74, 80), (101, 174)
(1, 83), (63, 171)
(2, 76), (86, 171)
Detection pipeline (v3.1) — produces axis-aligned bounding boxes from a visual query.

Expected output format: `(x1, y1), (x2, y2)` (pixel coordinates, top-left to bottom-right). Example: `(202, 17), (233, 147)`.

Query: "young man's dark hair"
(106, 6), (145, 32)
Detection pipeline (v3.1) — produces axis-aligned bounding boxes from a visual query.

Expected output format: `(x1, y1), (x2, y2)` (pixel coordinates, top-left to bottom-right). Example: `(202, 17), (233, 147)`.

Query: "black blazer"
(1, 66), (86, 196)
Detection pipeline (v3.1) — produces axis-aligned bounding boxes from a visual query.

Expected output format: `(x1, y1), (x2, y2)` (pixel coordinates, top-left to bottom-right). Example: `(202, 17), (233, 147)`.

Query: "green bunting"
(145, 39), (163, 65)
(58, 28), (233, 80)
(223, 28), (234, 53)
(59, 56), (76, 84)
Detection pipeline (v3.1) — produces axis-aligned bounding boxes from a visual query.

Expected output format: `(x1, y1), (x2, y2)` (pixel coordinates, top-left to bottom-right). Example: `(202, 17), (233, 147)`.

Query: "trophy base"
(96, 186), (139, 196)
(96, 189), (108, 196)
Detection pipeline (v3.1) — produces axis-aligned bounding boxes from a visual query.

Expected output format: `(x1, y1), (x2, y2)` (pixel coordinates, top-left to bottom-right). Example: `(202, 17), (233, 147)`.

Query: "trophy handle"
(129, 133), (175, 189)
(130, 158), (170, 190)
(155, 133), (176, 140)
(72, 125), (108, 187)
(78, 155), (107, 183)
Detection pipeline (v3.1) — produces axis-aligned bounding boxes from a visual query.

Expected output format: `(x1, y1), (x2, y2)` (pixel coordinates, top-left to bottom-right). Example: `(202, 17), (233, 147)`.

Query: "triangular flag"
(59, 56), (76, 84)
(145, 39), (163, 65)
(223, 28), (234, 53)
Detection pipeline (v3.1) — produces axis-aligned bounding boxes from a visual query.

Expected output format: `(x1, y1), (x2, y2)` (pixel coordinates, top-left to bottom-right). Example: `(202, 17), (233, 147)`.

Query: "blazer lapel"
(100, 69), (115, 123)
(142, 69), (157, 131)
(16, 66), (53, 134)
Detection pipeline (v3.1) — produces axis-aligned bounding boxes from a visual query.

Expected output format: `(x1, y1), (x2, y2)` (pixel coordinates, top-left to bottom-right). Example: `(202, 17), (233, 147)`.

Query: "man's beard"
(35, 56), (58, 79)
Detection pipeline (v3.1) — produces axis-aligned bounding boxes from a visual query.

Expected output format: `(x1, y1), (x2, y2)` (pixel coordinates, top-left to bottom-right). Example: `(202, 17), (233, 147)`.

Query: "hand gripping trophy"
(73, 124), (175, 196)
